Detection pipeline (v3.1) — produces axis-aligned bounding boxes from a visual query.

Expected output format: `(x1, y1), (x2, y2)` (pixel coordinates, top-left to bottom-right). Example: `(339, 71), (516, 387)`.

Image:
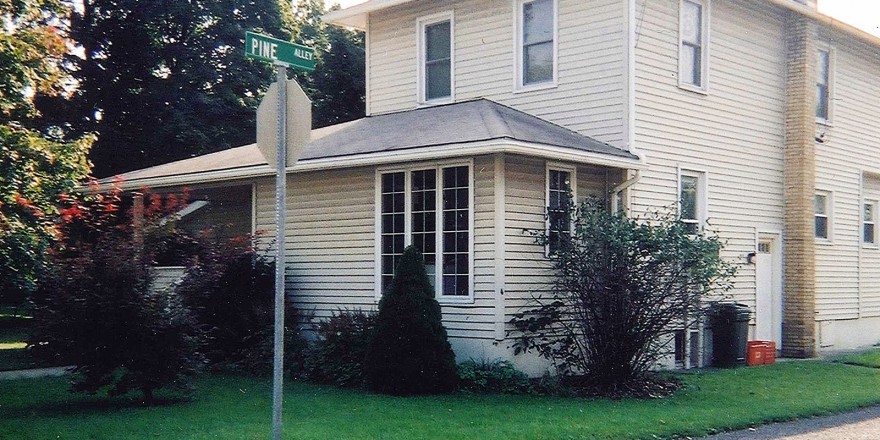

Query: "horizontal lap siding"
(632, 0), (787, 311)
(504, 155), (612, 327)
(816, 28), (880, 320)
(862, 177), (880, 316)
(254, 157), (498, 340)
(368, 0), (626, 147)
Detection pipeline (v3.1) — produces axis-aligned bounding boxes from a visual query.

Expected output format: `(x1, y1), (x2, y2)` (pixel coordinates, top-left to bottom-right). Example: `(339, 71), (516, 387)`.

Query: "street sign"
(246, 31), (316, 72)
(257, 79), (311, 168)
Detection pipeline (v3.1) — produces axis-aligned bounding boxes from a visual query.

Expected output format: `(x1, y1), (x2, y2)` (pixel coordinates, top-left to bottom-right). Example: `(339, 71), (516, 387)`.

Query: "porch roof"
(105, 99), (641, 189)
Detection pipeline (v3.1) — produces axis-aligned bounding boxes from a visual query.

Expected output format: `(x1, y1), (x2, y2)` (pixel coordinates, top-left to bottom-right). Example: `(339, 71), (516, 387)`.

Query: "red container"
(747, 341), (766, 366)
(763, 341), (777, 365)
(747, 341), (777, 366)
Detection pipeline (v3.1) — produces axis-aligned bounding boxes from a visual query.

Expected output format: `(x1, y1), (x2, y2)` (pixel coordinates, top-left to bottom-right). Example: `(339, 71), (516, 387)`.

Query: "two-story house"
(110, 0), (880, 371)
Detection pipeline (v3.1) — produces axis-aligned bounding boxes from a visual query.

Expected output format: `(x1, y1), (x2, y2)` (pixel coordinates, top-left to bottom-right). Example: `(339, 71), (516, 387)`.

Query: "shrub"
(458, 359), (530, 394)
(511, 199), (735, 396)
(175, 237), (306, 375)
(30, 190), (202, 402)
(364, 246), (458, 395)
(304, 310), (376, 387)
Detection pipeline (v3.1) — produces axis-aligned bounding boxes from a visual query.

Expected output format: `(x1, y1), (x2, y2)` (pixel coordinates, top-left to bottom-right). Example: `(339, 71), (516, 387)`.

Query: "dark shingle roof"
(300, 99), (636, 160)
(109, 99), (637, 183)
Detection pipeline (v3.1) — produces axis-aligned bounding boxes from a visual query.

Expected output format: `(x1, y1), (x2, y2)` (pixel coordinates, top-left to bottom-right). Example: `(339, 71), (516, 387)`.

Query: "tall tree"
(38, 0), (298, 177)
(292, 1), (365, 128)
(38, 0), (365, 178)
(1, 0), (93, 304)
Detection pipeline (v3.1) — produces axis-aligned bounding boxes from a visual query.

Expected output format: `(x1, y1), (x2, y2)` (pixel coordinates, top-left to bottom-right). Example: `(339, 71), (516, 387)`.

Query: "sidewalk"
(699, 405), (880, 440)
(0, 366), (72, 380)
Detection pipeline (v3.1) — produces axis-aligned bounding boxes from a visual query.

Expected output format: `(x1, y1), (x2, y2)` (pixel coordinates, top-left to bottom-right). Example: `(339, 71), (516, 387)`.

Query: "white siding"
(862, 176), (880, 317)
(631, 0), (788, 312)
(503, 155), (614, 325)
(815, 27), (880, 321)
(368, 0), (627, 147)
(254, 157), (498, 340)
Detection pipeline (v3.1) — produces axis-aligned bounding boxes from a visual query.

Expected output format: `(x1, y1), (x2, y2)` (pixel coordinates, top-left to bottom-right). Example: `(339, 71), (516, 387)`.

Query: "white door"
(755, 238), (782, 346)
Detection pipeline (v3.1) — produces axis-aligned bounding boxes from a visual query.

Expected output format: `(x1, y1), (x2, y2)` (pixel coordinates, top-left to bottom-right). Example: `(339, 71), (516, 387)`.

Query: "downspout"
(614, 0), (643, 214)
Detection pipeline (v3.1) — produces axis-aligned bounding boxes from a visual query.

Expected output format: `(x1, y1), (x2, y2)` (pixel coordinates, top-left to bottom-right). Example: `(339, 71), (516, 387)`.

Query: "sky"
(325, 0), (880, 38)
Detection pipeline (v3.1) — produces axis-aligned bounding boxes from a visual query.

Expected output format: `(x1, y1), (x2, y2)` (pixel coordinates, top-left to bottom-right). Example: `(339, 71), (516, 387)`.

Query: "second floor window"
(680, 0), (708, 90)
(517, 0), (556, 88)
(817, 48), (831, 121)
(419, 15), (452, 103)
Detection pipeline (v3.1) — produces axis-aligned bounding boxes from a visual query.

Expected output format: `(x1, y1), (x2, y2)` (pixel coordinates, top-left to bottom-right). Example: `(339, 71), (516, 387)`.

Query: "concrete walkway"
(0, 366), (72, 380)
(699, 405), (880, 439)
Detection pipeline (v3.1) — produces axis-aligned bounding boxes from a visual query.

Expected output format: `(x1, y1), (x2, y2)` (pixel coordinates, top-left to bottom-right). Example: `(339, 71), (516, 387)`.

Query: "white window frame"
(514, 0), (558, 92)
(814, 190), (833, 242)
(816, 45), (835, 125)
(677, 168), (708, 233)
(374, 159), (475, 303)
(864, 200), (877, 247)
(417, 11), (455, 106)
(678, 0), (710, 93)
(545, 163), (577, 257)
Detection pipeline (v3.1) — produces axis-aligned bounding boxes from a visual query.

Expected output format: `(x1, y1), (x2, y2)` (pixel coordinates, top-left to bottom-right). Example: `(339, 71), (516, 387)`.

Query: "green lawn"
(3, 361), (880, 439)
(835, 349), (880, 369)
(0, 315), (47, 371)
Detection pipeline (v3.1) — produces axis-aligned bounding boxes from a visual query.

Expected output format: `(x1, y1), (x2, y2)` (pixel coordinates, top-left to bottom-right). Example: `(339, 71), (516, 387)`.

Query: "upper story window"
(516, 0), (557, 90)
(377, 163), (473, 301)
(679, 0), (709, 91)
(815, 192), (831, 240)
(547, 165), (575, 256)
(816, 48), (832, 122)
(865, 202), (877, 245)
(679, 169), (706, 234)
(418, 12), (453, 104)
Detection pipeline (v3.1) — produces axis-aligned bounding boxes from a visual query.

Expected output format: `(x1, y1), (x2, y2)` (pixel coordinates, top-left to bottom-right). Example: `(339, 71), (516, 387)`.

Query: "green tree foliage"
(1, 0), (93, 305)
(511, 200), (736, 395)
(30, 189), (202, 403)
(304, 309), (376, 387)
(38, 0), (364, 177)
(292, 0), (365, 128)
(364, 246), (458, 395)
(36, 0), (297, 177)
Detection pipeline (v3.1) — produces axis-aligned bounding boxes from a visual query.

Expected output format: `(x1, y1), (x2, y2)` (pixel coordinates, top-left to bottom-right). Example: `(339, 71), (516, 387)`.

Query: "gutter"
(765, 0), (880, 49)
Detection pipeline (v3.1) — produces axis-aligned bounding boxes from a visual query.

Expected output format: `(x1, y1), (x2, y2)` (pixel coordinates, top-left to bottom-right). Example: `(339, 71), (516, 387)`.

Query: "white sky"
(325, 0), (880, 38)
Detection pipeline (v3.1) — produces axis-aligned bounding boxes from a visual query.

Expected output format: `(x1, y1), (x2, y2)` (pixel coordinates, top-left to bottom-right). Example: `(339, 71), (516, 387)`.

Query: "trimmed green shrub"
(304, 310), (376, 387)
(458, 359), (530, 394)
(175, 238), (307, 375)
(364, 246), (458, 395)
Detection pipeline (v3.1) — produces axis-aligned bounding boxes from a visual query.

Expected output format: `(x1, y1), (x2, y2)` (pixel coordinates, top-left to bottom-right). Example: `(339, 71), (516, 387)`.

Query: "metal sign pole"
(271, 63), (288, 440)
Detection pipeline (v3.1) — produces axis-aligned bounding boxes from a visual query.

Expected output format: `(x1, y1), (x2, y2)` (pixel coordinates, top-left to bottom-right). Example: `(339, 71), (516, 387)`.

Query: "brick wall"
(782, 13), (818, 358)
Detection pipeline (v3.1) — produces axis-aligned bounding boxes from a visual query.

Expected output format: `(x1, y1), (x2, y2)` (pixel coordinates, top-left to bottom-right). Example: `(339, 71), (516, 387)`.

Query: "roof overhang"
(101, 139), (645, 191)
(323, 0), (415, 30)
(324, 0), (880, 50)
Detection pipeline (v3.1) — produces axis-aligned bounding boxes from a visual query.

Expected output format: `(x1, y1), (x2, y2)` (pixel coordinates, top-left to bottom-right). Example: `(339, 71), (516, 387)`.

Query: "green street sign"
(245, 31), (316, 72)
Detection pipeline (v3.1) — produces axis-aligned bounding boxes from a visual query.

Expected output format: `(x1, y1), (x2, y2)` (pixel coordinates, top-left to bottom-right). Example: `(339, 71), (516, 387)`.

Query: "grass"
(0, 315), (52, 372)
(835, 348), (880, 369)
(3, 361), (880, 439)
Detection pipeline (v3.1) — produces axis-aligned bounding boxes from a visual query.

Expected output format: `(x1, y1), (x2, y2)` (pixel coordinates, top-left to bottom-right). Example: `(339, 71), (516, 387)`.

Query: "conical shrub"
(364, 246), (458, 395)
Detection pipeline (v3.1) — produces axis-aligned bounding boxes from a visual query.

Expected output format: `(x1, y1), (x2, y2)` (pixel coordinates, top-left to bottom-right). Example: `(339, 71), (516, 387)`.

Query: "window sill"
(514, 81), (558, 94)
(816, 238), (834, 246)
(677, 83), (709, 95)
(438, 296), (476, 306)
(418, 97), (454, 107)
(862, 244), (878, 250)
(816, 117), (833, 128)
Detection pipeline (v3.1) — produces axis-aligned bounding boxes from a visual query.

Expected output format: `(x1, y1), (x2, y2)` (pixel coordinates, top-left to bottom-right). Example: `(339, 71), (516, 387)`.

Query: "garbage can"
(710, 303), (750, 368)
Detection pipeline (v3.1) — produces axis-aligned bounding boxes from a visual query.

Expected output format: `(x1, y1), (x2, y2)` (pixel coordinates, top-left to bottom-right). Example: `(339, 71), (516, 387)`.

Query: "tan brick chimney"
(782, 13), (818, 358)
